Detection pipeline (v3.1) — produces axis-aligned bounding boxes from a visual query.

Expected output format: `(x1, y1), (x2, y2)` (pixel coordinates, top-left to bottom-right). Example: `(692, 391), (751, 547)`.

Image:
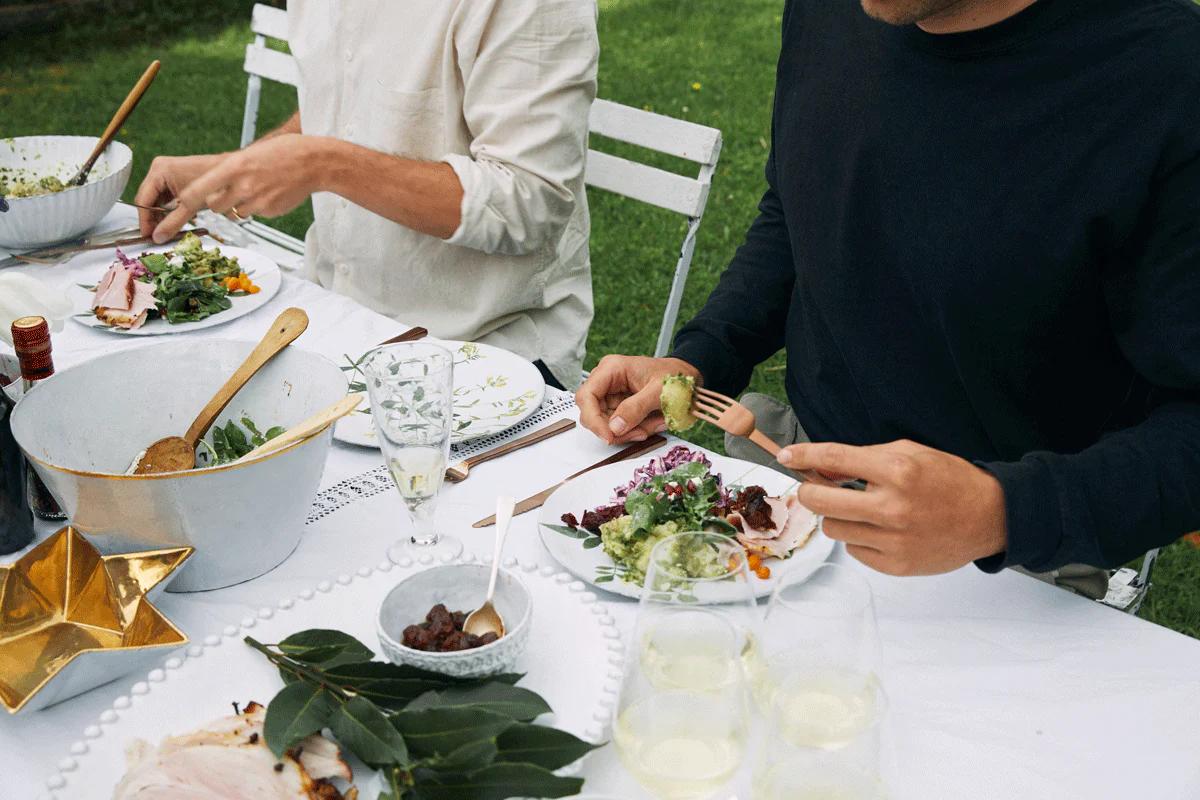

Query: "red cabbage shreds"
(615, 445), (714, 499)
(115, 248), (148, 279)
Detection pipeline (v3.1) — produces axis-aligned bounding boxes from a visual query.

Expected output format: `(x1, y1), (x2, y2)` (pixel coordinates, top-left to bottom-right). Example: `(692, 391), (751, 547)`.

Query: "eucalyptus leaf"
(392, 707), (514, 757)
(406, 683), (551, 722)
(540, 523), (590, 540)
(582, 536), (603, 549)
(495, 722), (601, 771)
(328, 695), (409, 766)
(262, 681), (338, 757)
(410, 763), (583, 800)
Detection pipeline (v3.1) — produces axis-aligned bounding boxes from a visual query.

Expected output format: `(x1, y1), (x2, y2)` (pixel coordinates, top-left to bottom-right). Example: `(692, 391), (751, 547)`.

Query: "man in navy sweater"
(577, 0), (1200, 591)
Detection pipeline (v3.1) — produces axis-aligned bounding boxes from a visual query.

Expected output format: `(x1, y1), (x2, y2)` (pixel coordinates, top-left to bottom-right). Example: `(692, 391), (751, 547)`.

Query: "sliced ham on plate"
(92, 261), (157, 330)
(731, 493), (818, 559)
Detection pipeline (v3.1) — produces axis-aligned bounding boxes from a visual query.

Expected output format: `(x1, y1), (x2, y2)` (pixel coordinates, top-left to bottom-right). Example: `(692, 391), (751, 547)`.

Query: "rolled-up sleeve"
(444, 0), (598, 256)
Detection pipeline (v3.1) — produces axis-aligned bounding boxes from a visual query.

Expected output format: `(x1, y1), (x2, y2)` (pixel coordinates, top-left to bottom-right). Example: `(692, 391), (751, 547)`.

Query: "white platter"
(335, 339), (547, 446)
(47, 555), (621, 799)
(68, 244), (282, 335)
(538, 453), (836, 601)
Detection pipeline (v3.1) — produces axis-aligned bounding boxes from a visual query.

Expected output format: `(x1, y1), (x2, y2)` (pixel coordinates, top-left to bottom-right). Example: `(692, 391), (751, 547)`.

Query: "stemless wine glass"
(361, 342), (462, 563)
(612, 531), (759, 800)
(750, 563), (889, 799)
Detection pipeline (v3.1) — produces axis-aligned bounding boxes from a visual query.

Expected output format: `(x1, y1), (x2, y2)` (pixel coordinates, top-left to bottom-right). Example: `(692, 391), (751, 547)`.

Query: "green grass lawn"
(2, 0), (1196, 637)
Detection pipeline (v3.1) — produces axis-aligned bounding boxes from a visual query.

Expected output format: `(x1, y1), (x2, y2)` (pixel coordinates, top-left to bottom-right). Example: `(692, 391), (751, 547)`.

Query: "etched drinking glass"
(362, 342), (461, 563)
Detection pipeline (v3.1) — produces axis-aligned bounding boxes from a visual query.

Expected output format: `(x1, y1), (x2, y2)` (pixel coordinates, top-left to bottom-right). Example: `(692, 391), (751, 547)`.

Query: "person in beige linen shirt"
(135, 0), (599, 388)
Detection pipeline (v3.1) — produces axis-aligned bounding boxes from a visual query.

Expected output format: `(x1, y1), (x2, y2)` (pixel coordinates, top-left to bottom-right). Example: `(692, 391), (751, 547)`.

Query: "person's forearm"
(315, 137), (463, 239)
(977, 400), (1200, 572)
(258, 111), (301, 142)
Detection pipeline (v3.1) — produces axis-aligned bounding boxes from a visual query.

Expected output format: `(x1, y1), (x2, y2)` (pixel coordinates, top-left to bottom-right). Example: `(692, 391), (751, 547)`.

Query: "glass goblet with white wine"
(749, 562), (890, 799)
(362, 342), (461, 563)
(612, 531), (759, 800)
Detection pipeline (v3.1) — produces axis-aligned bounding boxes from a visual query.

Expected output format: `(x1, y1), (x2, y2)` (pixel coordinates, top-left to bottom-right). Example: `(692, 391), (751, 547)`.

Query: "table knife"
(472, 434), (668, 527)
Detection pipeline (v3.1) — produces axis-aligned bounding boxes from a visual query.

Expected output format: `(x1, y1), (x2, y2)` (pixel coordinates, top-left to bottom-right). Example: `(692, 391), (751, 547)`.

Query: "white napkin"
(0, 272), (72, 347)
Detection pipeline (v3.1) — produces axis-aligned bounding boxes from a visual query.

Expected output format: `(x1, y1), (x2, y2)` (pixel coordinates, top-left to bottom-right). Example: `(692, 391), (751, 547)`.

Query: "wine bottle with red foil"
(1, 354), (34, 554)
(11, 316), (66, 521)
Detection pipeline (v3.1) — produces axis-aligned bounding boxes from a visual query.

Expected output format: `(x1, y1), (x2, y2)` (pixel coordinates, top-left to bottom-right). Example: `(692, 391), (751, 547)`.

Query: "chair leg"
(1099, 548), (1159, 614)
(240, 71), (263, 149)
(654, 218), (701, 358)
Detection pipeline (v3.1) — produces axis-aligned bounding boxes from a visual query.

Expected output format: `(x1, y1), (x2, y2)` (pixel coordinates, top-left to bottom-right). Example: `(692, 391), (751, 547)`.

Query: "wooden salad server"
(235, 393), (364, 464)
(132, 307), (309, 474)
(69, 60), (161, 187)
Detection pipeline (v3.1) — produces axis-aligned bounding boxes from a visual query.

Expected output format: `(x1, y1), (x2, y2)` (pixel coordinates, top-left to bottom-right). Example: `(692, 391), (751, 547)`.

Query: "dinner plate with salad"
(69, 233), (282, 335)
(539, 445), (836, 601)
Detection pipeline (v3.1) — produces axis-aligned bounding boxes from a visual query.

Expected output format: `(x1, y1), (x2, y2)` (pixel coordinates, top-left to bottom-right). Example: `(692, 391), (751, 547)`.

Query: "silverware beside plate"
(472, 434), (668, 527)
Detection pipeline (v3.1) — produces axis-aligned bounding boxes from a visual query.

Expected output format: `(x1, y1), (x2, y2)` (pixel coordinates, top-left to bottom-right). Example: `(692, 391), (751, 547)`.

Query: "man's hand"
(577, 355), (701, 445)
(134, 153), (229, 236)
(779, 439), (1008, 575)
(150, 134), (330, 243)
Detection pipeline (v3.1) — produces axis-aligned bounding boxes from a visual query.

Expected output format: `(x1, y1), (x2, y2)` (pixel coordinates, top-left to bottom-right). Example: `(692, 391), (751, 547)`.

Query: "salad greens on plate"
(545, 446), (816, 587)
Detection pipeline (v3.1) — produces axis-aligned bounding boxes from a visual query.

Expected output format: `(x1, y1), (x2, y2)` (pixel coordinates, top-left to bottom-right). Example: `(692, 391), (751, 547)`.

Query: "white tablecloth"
(3, 207), (1200, 799)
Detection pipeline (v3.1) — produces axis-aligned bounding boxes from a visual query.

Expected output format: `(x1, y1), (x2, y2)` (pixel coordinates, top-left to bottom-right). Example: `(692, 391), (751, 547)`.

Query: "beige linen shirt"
(288, 0), (597, 387)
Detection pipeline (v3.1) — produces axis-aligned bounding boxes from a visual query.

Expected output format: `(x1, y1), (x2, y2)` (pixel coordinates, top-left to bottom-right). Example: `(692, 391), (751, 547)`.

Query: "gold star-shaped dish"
(0, 527), (192, 714)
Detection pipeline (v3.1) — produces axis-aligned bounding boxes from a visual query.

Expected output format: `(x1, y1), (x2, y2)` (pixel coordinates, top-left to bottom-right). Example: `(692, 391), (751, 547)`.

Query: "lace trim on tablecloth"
(306, 388), (575, 524)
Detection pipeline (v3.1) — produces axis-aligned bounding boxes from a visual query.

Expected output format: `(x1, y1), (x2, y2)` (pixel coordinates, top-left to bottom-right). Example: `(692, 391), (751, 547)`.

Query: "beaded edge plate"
(45, 554), (622, 799)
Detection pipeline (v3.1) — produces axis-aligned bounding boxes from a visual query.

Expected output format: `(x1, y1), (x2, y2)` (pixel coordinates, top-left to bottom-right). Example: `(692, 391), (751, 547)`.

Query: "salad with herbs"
(197, 417), (286, 466)
(85, 233), (261, 330)
(546, 446), (819, 586)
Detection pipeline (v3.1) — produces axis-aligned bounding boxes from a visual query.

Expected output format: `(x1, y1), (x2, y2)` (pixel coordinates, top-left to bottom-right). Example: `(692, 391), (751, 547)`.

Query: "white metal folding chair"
(238, 3), (722, 356)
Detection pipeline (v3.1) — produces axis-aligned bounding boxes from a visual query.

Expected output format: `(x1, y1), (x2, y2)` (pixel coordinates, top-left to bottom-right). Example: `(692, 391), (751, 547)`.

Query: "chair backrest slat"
(585, 150), (709, 218)
(588, 99), (720, 166)
(244, 43), (300, 87)
(251, 3), (289, 39)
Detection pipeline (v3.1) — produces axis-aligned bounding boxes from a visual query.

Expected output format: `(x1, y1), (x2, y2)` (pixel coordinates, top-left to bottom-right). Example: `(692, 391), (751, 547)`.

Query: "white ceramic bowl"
(9, 339), (348, 591)
(377, 564), (533, 678)
(0, 135), (133, 250)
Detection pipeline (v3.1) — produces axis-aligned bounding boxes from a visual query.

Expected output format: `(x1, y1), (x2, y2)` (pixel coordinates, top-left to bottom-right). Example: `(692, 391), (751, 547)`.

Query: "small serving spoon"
(463, 495), (516, 639)
(132, 307), (309, 474)
(69, 60), (161, 188)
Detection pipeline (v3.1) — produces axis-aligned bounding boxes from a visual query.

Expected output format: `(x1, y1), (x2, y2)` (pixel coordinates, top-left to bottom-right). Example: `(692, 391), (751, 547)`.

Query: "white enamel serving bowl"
(0, 136), (133, 250)
(10, 339), (348, 591)
(377, 564), (533, 678)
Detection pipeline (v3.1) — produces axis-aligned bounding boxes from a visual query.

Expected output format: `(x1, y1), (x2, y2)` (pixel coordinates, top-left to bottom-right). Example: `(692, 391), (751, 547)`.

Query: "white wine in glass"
(363, 342), (461, 563)
(615, 690), (746, 800)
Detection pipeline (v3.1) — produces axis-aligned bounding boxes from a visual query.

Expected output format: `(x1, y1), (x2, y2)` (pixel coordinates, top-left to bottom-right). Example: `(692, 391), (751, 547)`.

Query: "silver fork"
(690, 387), (844, 487)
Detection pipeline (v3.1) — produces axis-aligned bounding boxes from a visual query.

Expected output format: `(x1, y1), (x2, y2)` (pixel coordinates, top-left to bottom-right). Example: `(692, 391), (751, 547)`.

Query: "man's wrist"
(975, 468), (1009, 561)
(307, 136), (349, 195)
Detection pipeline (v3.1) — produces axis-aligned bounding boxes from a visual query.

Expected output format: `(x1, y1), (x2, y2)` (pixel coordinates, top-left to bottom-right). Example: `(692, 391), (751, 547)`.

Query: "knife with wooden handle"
(471, 434), (668, 527)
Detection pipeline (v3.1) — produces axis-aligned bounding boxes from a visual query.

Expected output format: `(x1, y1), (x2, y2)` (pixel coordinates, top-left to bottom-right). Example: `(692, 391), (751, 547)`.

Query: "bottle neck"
(11, 316), (54, 393)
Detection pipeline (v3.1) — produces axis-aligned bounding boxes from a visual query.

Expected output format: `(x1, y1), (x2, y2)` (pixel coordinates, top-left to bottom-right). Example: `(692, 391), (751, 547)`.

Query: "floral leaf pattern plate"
(334, 339), (546, 446)
(537, 454), (837, 601)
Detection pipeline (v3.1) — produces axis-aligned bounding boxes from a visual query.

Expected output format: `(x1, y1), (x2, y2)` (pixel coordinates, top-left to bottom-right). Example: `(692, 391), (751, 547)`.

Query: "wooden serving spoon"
(69, 60), (161, 187)
(235, 393), (364, 464)
(463, 495), (516, 639)
(133, 307), (309, 474)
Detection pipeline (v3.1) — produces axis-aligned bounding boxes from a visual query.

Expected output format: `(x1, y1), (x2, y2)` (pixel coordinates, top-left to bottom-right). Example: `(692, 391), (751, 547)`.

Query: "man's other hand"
(780, 439), (1008, 575)
(576, 355), (700, 445)
(134, 153), (228, 236)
